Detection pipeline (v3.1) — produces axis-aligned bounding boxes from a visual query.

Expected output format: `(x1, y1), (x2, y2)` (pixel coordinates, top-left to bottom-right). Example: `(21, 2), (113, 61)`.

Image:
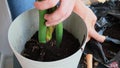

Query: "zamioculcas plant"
(38, 0), (63, 47)
(55, 23), (63, 47)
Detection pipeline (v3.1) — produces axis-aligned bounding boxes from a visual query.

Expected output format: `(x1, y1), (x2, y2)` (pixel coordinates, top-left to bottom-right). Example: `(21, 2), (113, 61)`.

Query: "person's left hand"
(34, 0), (76, 26)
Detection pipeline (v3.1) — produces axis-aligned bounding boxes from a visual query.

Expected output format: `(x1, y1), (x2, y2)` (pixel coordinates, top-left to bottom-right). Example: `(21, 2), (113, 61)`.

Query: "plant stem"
(56, 23), (63, 47)
(46, 26), (55, 41)
(50, 5), (63, 47)
(38, 10), (47, 43)
(38, 1), (63, 46)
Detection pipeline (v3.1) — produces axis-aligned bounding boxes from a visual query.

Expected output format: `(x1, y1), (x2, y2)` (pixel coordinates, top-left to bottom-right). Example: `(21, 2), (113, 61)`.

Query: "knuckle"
(94, 16), (97, 21)
(93, 15), (97, 22)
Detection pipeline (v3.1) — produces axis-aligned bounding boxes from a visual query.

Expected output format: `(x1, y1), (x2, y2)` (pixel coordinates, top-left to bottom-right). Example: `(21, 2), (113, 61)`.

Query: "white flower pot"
(8, 9), (87, 68)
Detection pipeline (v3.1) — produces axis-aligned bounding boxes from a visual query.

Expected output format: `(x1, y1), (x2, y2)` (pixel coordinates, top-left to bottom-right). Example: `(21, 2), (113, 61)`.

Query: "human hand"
(74, 0), (106, 42)
(34, 0), (76, 26)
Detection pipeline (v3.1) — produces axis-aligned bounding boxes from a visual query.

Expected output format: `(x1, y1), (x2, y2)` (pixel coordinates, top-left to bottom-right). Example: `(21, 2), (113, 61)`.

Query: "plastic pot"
(8, 9), (87, 68)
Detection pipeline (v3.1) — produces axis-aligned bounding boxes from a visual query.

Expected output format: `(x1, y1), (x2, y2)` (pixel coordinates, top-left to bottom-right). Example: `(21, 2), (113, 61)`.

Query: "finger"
(46, 11), (71, 26)
(46, 21), (60, 26)
(89, 29), (106, 43)
(45, 6), (72, 26)
(34, 0), (59, 10)
(86, 35), (91, 42)
(45, 0), (75, 26)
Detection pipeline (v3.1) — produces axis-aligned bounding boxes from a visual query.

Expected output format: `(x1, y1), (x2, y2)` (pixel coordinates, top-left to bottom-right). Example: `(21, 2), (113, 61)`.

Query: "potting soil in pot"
(21, 29), (81, 61)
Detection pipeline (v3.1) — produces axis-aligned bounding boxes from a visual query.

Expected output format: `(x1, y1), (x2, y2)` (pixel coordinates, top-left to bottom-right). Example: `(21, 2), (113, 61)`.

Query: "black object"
(86, 40), (109, 66)
(105, 36), (120, 44)
(108, 11), (120, 19)
(94, 41), (109, 64)
(78, 0), (120, 68)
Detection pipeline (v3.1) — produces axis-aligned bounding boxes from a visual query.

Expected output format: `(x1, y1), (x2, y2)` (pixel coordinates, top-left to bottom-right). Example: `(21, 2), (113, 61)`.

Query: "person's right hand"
(34, 0), (76, 26)
(74, 0), (106, 42)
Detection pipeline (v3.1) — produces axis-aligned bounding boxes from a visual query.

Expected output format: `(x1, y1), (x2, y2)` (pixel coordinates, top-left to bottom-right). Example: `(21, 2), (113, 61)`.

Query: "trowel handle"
(86, 54), (93, 68)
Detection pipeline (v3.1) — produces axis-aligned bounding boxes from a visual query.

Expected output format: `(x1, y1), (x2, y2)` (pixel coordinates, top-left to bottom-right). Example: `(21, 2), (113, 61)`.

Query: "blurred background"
(0, 0), (35, 68)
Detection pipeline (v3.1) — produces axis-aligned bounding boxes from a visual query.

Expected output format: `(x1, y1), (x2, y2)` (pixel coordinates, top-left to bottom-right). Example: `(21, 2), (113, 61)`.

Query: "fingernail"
(44, 14), (48, 19)
(46, 23), (50, 26)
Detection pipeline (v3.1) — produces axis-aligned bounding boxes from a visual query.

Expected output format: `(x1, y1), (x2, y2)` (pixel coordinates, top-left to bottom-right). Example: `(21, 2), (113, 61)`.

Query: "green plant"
(38, 1), (63, 47)
(38, 10), (47, 43)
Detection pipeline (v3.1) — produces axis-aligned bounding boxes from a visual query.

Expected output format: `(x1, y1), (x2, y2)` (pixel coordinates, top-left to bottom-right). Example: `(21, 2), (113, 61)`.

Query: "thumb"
(89, 29), (106, 43)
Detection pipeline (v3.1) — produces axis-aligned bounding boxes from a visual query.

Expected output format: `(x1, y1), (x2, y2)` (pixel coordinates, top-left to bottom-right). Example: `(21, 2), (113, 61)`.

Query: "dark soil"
(21, 29), (81, 62)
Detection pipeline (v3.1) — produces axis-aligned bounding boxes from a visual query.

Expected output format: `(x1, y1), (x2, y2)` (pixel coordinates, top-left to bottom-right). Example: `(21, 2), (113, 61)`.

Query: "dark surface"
(102, 23), (120, 67)
(22, 29), (81, 62)
(78, 23), (120, 68)
(78, 1), (120, 68)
